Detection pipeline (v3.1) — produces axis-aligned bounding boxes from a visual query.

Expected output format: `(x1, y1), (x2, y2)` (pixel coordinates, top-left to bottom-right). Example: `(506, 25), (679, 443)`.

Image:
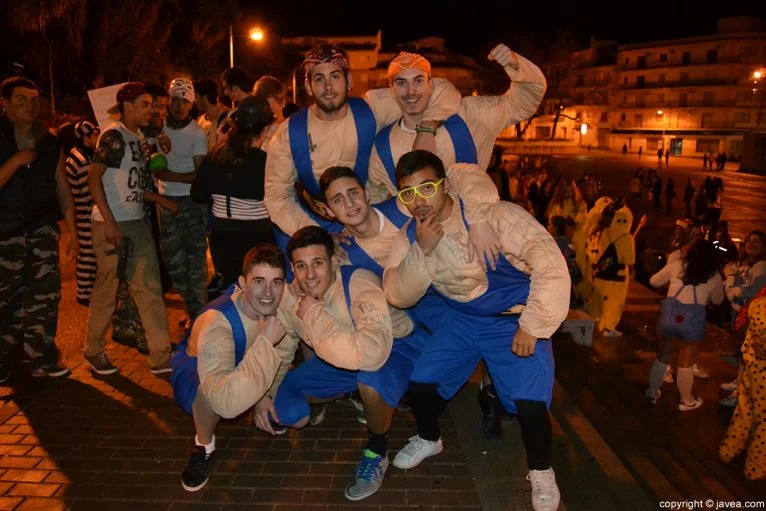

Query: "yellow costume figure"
(590, 206), (635, 335)
(574, 197), (613, 302)
(719, 296), (766, 480)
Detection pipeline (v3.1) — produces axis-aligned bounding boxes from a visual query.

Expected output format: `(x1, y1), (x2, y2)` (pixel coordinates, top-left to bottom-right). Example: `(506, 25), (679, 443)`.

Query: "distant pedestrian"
(702, 154), (708, 170)
(657, 148), (663, 166)
(683, 178), (694, 218)
(638, 146), (643, 159)
(629, 172), (642, 201)
(665, 148), (670, 166)
(720, 152), (728, 171)
(622, 143), (628, 156)
(665, 177), (676, 215)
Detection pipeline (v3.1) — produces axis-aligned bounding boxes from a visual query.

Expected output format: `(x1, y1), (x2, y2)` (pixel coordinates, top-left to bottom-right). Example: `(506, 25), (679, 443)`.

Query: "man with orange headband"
(368, 45), (546, 269)
(264, 43), (461, 263)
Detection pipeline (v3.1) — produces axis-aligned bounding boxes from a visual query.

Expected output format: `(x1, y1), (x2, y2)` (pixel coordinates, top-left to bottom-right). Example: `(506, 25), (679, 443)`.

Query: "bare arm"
(382, 229), (433, 309)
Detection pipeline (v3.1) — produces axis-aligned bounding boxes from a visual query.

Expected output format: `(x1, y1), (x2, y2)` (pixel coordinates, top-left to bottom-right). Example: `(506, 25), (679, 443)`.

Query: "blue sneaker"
(344, 449), (389, 501)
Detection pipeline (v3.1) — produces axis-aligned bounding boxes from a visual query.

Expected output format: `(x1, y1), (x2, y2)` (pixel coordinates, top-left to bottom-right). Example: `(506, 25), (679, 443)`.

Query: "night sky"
(246, 0), (765, 56)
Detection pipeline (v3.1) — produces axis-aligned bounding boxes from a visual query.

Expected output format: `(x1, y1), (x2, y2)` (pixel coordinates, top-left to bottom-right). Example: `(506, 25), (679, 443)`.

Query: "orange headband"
(387, 52), (432, 80)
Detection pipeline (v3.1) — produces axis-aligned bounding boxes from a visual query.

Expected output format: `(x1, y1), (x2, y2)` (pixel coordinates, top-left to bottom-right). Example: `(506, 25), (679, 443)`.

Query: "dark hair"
(319, 166), (364, 200)
(242, 244), (287, 277)
(594, 201), (618, 234)
(218, 94), (232, 109)
(253, 75), (285, 100)
(0, 77), (39, 100)
(395, 150), (446, 186)
(550, 216), (567, 237)
(56, 121), (78, 155)
(209, 125), (263, 169)
(194, 78), (218, 104)
(282, 102), (300, 118)
(287, 226), (334, 262)
(682, 240), (721, 286)
(143, 83), (169, 99)
(222, 67), (252, 92)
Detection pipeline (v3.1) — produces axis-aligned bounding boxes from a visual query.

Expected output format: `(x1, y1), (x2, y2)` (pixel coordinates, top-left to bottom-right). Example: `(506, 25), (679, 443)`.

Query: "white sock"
(676, 367), (694, 403)
(195, 434), (215, 455)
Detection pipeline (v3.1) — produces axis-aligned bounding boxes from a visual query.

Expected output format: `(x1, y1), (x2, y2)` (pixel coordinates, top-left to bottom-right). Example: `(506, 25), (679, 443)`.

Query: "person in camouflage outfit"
(0, 77), (77, 381)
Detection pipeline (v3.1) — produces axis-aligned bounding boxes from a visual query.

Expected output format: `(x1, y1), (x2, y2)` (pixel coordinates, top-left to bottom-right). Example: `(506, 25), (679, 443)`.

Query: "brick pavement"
(0, 342), (482, 511)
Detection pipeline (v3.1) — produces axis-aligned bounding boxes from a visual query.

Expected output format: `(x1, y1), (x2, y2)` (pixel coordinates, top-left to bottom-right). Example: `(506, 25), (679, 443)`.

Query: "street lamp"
(754, 69), (766, 132)
(229, 25), (266, 68)
(657, 110), (666, 149)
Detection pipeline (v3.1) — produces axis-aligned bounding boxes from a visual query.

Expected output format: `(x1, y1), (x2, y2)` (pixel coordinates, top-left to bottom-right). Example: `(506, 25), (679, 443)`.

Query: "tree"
(11, 0), (87, 116)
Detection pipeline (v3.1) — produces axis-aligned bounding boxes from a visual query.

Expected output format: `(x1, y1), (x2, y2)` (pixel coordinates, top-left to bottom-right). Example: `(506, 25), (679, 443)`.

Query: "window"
(636, 94), (647, 108)
(680, 93), (688, 107)
(734, 112), (751, 123)
(637, 56), (647, 69)
(624, 76), (628, 85)
(682, 51), (691, 65)
(703, 91), (715, 106)
(576, 74), (585, 87)
(658, 73), (667, 84)
(739, 46), (756, 59)
(634, 113), (644, 127)
(656, 93), (664, 104)
(696, 139), (719, 153)
(701, 113), (713, 128)
(680, 72), (689, 84)
(660, 53), (667, 63)
(535, 126), (551, 138)
(636, 76), (645, 88)
(706, 49), (718, 64)
(760, 112), (766, 125)
(624, 57), (629, 66)
(620, 113), (626, 122)
(600, 112), (608, 123)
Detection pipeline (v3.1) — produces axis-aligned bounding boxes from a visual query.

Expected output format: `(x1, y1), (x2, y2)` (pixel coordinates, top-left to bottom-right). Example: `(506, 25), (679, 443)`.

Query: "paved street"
(549, 151), (766, 241)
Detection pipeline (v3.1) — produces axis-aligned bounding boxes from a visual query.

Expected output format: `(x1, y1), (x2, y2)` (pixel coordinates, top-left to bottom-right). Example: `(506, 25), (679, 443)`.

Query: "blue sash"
(374, 114), (478, 187)
(171, 284), (247, 415)
(288, 97), (376, 199)
(344, 198), (410, 278)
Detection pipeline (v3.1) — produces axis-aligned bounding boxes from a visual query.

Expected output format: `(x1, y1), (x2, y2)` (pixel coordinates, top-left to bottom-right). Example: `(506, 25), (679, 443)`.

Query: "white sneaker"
(392, 435), (443, 470)
(692, 364), (709, 379)
(720, 380), (737, 391)
(663, 366), (674, 383)
(527, 467), (561, 511)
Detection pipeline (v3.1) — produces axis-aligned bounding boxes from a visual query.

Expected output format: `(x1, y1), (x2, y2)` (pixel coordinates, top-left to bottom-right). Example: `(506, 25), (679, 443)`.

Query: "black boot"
(477, 384), (504, 439)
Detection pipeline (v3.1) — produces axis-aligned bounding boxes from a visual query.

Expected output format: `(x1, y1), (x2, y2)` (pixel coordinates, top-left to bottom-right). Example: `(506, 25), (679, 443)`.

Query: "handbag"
(658, 284), (707, 341)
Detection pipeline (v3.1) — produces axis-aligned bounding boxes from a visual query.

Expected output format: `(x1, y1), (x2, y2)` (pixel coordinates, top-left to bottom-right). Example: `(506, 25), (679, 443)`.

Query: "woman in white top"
(646, 240), (724, 411)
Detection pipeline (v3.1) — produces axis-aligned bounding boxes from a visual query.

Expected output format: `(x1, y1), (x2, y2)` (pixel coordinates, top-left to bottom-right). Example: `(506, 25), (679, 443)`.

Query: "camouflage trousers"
(0, 223), (61, 358)
(158, 196), (208, 318)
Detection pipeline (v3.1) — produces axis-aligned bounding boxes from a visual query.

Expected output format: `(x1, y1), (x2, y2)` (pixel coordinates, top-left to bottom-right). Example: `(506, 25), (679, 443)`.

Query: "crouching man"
(171, 244), (291, 492)
(254, 226), (428, 501)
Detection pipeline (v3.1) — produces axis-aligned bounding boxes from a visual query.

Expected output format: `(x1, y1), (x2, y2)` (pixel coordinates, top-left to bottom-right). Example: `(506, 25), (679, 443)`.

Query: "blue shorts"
(274, 329), (428, 426)
(410, 312), (554, 413)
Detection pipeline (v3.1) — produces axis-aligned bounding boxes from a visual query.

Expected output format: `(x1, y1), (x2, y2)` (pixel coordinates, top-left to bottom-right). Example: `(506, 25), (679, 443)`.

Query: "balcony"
(619, 78), (740, 90)
(616, 99), (746, 109)
(617, 55), (748, 71)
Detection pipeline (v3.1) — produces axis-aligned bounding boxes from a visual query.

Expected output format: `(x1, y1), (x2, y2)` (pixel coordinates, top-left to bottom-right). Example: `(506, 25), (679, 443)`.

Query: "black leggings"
(409, 382), (552, 470)
(209, 219), (275, 288)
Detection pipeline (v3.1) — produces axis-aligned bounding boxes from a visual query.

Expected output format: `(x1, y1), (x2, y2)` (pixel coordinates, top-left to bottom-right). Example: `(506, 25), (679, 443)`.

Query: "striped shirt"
(65, 146), (97, 302)
(211, 194), (269, 221)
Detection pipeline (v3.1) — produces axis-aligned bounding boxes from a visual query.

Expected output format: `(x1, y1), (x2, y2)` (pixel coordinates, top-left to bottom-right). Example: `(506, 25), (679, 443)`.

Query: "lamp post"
(228, 25), (265, 68)
(657, 109), (666, 150)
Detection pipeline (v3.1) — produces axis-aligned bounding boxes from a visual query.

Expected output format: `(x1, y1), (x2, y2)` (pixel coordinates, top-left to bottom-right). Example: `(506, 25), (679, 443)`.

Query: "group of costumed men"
(170, 41), (571, 511)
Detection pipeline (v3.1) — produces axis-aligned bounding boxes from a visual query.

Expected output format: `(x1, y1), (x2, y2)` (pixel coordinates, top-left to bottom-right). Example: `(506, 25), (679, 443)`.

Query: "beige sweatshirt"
(187, 289), (290, 419)
(264, 80), (462, 237)
(367, 52), (546, 223)
(383, 194), (570, 339)
(274, 267), (414, 374)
